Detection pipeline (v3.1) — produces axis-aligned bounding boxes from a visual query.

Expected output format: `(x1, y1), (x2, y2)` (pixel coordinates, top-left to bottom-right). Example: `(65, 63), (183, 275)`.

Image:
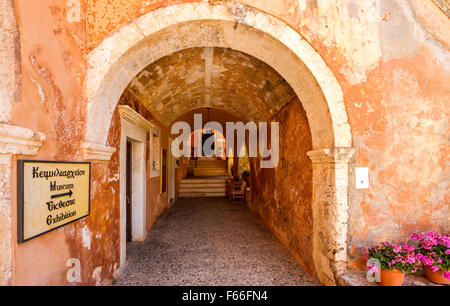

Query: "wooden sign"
(17, 160), (91, 243)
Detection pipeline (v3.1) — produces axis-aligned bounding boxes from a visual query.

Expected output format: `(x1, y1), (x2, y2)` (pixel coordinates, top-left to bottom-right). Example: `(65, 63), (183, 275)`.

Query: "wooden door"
(126, 141), (132, 242)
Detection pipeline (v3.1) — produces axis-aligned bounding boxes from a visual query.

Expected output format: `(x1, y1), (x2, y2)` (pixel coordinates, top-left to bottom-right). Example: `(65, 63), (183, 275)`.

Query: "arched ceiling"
(126, 47), (296, 124)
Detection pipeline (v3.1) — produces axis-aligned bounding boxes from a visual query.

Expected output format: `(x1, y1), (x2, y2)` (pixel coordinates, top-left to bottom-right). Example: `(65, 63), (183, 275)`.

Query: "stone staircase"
(181, 159), (229, 197)
(179, 177), (228, 197)
(191, 159), (229, 177)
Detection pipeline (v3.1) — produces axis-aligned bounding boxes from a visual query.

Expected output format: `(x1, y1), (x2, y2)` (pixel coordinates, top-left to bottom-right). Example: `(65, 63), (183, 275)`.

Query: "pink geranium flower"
(363, 240), (420, 274)
(430, 265), (440, 272)
(411, 231), (449, 275)
(368, 264), (378, 274)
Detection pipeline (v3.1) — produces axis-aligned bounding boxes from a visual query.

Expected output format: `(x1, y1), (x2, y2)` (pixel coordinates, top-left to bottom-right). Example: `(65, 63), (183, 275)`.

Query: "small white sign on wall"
(355, 167), (369, 189)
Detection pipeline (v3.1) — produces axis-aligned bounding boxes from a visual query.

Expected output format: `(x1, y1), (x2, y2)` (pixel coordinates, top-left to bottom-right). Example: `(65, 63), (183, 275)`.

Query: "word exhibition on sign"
(17, 160), (91, 243)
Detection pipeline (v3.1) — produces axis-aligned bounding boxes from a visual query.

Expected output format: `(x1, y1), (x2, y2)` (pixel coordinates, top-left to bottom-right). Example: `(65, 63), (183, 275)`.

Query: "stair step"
(193, 169), (228, 172)
(180, 187), (226, 193)
(194, 170), (229, 176)
(180, 178), (228, 184)
(196, 170), (227, 173)
(194, 164), (226, 167)
(179, 192), (226, 197)
(180, 183), (226, 188)
(194, 173), (229, 177)
(194, 166), (227, 168)
(196, 160), (227, 163)
(195, 168), (227, 170)
(179, 171), (230, 197)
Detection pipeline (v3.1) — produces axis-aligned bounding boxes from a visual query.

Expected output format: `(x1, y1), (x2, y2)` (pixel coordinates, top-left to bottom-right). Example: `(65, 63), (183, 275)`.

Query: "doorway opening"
(126, 141), (132, 244)
(125, 140), (142, 259)
(84, 2), (354, 285)
(168, 139), (176, 205)
(118, 106), (150, 266)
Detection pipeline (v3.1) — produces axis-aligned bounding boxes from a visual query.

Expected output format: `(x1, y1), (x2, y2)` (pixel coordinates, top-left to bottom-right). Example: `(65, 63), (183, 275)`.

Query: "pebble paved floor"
(115, 197), (319, 286)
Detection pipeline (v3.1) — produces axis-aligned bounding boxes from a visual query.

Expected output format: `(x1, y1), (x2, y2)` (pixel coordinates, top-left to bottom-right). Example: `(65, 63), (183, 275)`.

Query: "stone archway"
(83, 2), (355, 285)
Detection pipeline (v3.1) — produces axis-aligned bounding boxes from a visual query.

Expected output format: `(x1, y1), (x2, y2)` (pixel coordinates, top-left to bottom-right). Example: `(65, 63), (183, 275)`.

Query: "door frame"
(168, 138), (176, 204)
(119, 106), (152, 268)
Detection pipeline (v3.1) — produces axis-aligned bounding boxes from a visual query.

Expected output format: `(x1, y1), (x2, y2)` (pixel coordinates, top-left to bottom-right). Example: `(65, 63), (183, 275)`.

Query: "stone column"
(307, 147), (355, 286)
(0, 154), (12, 285)
(0, 124), (45, 285)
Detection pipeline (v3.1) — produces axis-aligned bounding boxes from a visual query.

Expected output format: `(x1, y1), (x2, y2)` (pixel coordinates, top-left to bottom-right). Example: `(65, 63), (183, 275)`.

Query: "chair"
(226, 179), (233, 199)
(231, 181), (246, 205)
(229, 181), (241, 199)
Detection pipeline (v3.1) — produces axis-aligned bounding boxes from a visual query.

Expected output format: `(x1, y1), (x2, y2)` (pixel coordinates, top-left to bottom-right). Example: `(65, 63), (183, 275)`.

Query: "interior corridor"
(115, 197), (319, 286)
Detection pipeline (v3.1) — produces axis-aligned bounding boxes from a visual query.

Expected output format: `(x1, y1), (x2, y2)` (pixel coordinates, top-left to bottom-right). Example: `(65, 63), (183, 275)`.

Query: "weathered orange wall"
(11, 0), (99, 285)
(249, 97), (314, 275)
(344, 1), (450, 268)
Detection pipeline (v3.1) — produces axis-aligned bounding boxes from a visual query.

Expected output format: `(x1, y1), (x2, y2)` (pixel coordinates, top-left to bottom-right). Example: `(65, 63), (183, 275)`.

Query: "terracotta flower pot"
(424, 267), (450, 285)
(379, 268), (405, 286)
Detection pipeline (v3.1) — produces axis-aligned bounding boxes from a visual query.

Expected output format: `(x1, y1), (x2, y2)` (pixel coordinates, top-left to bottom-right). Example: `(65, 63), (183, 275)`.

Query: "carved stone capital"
(118, 105), (154, 130)
(0, 123), (45, 156)
(307, 147), (356, 164)
(82, 142), (116, 161)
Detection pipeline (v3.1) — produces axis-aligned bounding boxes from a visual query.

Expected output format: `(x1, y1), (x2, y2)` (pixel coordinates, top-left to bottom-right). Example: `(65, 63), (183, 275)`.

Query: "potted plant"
(363, 241), (421, 286)
(241, 170), (250, 186)
(411, 232), (450, 284)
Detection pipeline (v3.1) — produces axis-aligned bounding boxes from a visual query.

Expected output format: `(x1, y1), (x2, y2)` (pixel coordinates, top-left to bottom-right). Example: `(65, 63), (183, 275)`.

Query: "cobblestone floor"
(115, 197), (319, 286)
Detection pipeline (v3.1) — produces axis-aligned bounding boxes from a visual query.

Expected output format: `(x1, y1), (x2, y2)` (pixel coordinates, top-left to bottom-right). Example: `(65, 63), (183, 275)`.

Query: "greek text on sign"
(17, 160), (91, 243)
